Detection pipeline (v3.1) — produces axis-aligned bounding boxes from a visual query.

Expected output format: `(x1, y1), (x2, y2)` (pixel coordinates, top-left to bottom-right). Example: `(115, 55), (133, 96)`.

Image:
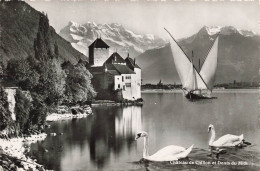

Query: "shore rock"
(0, 133), (47, 171)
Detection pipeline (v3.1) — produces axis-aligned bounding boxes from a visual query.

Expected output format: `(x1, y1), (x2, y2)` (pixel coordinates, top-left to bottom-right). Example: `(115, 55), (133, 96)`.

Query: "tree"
(64, 62), (96, 104)
(54, 41), (59, 57)
(33, 13), (66, 106)
(34, 13), (53, 61)
(29, 92), (47, 129)
(6, 58), (40, 91)
(0, 87), (12, 131)
(0, 61), (3, 75)
(15, 89), (31, 134)
(36, 58), (66, 106)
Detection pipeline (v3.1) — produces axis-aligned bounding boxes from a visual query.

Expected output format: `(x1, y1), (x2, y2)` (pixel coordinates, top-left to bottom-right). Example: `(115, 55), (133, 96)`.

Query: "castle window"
(123, 85), (125, 90)
(122, 76), (124, 82)
(126, 76), (131, 79)
(126, 83), (131, 87)
(118, 84), (120, 89)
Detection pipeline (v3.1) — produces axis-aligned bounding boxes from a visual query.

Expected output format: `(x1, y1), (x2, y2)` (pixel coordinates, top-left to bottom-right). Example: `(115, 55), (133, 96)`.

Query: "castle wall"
(114, 73), (141, 100)
(92, 72), (115, 100)
(132, 68), (141, 99)
(4, 88), (17, 120)
(122, 74), (132, 100)
(89, 48), (94, 65)
(93, 48), (109, 66)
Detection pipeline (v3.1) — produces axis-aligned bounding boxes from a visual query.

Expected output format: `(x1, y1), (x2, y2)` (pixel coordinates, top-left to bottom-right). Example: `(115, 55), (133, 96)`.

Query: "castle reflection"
(115, 106), (142, 139)
(88, 106), (142, 168)
(30, 106), (142, 170)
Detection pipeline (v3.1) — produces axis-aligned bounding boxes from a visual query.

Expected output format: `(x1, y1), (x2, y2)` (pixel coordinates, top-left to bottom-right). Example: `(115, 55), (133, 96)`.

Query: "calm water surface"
(30, 90), (260, 170)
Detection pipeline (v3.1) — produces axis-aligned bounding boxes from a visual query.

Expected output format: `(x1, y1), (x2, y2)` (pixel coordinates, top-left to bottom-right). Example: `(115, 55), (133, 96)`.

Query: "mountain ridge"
(137, 26), (260, 84)
(59, 21), (166, 57)
(0, 2), (86, 67)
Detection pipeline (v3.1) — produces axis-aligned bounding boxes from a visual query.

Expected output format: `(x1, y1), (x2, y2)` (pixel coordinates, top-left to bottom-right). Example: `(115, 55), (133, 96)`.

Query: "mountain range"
(1, 2), (258, 85)
(137, 26), (260, 84)
(59, 21), (166, 57)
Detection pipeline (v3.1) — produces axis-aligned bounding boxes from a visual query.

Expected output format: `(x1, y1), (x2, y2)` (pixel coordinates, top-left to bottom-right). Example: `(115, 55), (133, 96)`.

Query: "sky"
(27, 0), (260, 39)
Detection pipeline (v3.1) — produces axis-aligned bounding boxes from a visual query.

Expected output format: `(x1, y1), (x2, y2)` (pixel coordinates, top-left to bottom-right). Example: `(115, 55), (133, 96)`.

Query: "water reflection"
(88, 106), (142, 168)
(115, 106), (142, 139)
(30, 92), (260, 171)
(31, 105), (142, 170)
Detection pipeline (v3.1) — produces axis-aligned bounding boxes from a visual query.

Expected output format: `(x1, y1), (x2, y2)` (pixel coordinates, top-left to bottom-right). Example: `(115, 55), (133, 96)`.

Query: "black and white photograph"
(0, 0), (259, 170)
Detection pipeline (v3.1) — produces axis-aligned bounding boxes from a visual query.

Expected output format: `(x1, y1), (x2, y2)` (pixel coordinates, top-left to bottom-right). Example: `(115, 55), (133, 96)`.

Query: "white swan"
(135, 131), (193, 161)
(208, 124), (250, 147)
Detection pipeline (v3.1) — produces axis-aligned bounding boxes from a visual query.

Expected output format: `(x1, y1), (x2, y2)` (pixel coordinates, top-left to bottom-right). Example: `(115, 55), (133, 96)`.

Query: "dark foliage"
(54, 41), (59, 57)
(0, 1), (85, 66)
(0, 87), (12, 131)
(64, 61), (96, 104)
(34, 13), (53, 61)
(14, 90), (48, 134)
(14, 89), (31, 134)
(6, 57), (40, 91)
(36, 59), (65, 106)
(1, 2), (97, 136)
(29, 93), (47, 129)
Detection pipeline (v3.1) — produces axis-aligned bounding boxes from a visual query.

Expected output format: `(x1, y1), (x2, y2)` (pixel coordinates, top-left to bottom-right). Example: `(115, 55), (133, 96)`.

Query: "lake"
(30, 90), (260, 171)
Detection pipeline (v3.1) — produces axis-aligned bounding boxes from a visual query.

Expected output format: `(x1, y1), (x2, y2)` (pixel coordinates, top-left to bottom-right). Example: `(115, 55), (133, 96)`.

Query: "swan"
(208, 124), (250, 147)
(135, 131), (193, 161)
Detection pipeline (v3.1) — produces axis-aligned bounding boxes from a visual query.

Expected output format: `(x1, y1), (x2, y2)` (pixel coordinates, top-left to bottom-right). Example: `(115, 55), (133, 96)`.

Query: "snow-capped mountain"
(200, 26), (257, 37)
(59, 21), (166, 57)
(137, 26), (260, 84)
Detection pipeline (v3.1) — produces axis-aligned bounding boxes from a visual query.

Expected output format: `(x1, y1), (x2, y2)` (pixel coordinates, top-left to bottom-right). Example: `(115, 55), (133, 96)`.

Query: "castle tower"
(89, 38), (110, 66)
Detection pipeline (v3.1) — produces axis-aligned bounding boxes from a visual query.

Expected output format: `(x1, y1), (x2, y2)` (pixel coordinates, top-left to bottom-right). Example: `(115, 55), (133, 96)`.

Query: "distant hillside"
(59, 21), (166, 57)
(137, 26), (260, 84)
(136, 44), (178, 84)
(0, 2), (86, 67)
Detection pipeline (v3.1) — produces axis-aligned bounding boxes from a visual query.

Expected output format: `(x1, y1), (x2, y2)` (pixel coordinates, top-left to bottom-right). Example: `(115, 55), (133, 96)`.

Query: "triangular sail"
(199, 36), (219, 91)
(165, 28), (208, 91)
(183, 62), (196, 90)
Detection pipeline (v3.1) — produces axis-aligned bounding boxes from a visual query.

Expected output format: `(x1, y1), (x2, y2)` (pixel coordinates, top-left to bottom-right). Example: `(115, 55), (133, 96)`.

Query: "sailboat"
(164, 28), (220, 100)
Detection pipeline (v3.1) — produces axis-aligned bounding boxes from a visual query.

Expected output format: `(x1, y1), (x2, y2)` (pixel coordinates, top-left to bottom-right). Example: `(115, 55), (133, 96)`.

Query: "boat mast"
(192, 51), (198, 91)
(199, 59), (201, 71)
(164, 28), (211, 91)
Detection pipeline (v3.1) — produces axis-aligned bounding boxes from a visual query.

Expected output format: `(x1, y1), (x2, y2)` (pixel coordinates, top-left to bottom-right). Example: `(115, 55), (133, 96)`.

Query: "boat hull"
(185, 91), (217, 100)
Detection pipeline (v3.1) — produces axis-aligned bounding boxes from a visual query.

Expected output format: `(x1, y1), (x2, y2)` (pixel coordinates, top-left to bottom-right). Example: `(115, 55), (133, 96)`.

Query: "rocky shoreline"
(46, 105), (93, 122)
(92, 99), (144, 106)
(0, 134), (47, 171)
(0, 105), (93, 171)
(0, 101), (144, 170)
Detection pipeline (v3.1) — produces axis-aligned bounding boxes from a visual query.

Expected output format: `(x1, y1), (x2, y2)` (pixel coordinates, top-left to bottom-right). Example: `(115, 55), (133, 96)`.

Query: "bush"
(6, 57), (40, 91)
(36, 58), (66, 106)
(64, 62), (96, 104)
(29, 93), (47, 129)
(15, 90), (48, 134)
(15, 89), (31, 134)
(0, 87), (12, 131)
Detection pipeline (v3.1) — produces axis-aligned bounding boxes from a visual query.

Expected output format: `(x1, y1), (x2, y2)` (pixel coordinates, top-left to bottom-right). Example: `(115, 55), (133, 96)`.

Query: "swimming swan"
(135, 131), (193, 161)
(208, 124), (250, 147)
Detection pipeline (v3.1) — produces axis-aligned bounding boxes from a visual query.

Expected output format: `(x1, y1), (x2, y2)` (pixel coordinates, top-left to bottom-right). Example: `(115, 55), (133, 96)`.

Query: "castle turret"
(89, 38), (110, 66)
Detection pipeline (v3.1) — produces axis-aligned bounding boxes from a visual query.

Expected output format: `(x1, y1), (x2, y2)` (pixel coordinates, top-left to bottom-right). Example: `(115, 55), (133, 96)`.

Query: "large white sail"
(183, 62), (196, 90)
(165, 28), (208, 91)
(199, 36), (219, 91)
(167, 32), (192, 86)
